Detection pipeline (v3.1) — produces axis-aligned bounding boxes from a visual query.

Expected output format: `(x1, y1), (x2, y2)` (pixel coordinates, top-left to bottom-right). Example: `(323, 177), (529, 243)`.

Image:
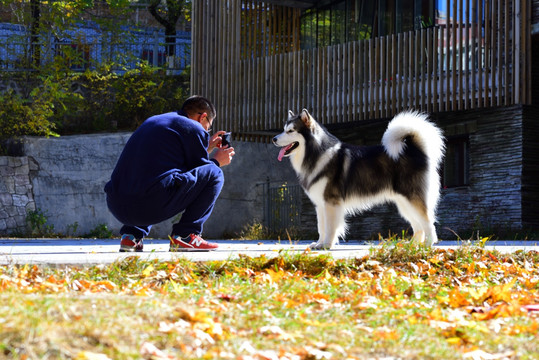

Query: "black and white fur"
(273, 109), (445, 249)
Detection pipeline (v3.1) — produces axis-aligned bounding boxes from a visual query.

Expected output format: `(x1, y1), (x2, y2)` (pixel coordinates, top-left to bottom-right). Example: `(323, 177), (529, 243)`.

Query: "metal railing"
(261, 181), (302, 234)
(0, 30), (191, 73)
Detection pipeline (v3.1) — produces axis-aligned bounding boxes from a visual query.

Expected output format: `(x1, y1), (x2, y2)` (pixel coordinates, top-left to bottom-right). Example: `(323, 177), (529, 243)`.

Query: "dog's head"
(273, 109), (316, 161)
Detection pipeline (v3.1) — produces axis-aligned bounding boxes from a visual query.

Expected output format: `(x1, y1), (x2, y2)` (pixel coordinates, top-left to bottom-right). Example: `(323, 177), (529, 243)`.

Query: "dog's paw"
(308, 241), (332, 250)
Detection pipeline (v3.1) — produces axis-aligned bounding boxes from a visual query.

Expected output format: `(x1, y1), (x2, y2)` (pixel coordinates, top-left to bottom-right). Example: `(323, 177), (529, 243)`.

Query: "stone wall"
(0, 156), (36, 234)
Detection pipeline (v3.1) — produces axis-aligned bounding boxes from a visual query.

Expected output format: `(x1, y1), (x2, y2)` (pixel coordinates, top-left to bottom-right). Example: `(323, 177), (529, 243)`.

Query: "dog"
(273, 109), (445, 250)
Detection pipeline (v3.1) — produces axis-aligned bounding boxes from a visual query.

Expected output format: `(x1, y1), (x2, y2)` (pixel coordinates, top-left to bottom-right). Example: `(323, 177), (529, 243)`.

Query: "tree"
(148, 0), (188, 60)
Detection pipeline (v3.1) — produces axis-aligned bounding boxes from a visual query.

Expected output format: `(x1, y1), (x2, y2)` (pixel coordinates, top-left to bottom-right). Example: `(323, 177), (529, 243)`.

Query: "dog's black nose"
(272, 136), (277, 144)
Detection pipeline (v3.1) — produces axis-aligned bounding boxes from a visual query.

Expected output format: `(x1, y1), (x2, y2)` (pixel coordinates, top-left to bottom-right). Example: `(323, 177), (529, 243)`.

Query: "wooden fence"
(191, 0), (532, 141)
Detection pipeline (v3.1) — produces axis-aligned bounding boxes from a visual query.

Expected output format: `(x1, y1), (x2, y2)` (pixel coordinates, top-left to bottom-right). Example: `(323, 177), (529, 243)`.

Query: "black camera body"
(221, 132), (232, 147)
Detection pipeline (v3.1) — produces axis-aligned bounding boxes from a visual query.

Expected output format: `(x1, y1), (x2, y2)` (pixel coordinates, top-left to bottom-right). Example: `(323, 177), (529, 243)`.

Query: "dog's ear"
(300, 109), (314, 129)
(287, 110), (295, 120)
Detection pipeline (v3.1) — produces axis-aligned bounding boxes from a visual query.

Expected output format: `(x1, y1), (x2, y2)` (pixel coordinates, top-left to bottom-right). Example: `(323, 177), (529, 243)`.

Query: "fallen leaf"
(140, 342), (174, 360)
(463, 349), (514, 360)
(76, 351), (112, 360)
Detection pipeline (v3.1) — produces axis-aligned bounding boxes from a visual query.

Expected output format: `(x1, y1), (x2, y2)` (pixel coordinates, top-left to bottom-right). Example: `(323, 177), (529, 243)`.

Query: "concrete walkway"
(0, 238), (537, 266)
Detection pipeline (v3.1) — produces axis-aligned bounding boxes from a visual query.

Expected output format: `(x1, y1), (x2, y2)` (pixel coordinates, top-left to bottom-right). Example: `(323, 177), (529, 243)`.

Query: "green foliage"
(65, 222), (79, 237)
(0, 61), (189, 147)
(26, 208), (55, 237)
(237, 221), (312, 241)
(83, 224), (114, 239)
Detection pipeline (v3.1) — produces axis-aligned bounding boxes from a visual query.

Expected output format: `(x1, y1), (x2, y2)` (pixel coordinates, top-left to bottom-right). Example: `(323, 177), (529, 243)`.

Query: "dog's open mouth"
(277, 142), (299, 161)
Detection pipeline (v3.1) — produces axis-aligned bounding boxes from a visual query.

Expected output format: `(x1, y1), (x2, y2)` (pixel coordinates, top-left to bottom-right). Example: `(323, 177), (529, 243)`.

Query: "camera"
(221, 132), (232, 147)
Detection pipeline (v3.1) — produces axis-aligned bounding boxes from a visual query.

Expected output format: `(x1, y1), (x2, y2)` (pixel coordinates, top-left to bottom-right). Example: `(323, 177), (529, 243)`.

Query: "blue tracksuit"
(104, 111), (224, 239)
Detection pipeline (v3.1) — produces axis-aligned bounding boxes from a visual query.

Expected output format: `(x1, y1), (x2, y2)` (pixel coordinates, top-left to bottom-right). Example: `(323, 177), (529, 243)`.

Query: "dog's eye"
(286, 129), (294, 133)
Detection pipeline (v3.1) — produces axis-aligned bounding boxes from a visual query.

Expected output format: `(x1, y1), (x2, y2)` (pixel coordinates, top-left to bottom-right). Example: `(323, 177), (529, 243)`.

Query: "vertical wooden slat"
(451, 0), (457, 110)
(391, 34), (397, 116)
(503, 0), (509, 105)
(477, 0), (483, 108)
(374, 38), (380, 118)
(217, 1), (223, 127)
(352, 42), (357, 121)
(397, 33), (403, 113)
(513, 0), (520, 103)
(526, 0), (532, 104)
(414, 30), (420, 110)
(386, 35), (391, 117)
(358, 40), (364, 120)
(337, 44), (341, 122)
(427, 28), (432, 113)
(404, 32), (410, 110)
(457, 0), (463, 110)
(496, 0), (502, 106)
(445, 0), (451, 111)
(470, 0), (476, 109)
(380, 36), (386, 118)
(484, 1), (493, 106)
(368, 39), (374, 119)
(420, 28), (426, 112)
(436, 26), (442, 113)
(464, 0), (470, 109)
(319, 47), (323, 120)
(347, 42), (353, 120)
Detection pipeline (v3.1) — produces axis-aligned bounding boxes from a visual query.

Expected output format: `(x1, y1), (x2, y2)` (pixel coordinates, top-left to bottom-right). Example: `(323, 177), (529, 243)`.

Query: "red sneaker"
(169, 234), (218, 252)
(119, 234), (143, 252)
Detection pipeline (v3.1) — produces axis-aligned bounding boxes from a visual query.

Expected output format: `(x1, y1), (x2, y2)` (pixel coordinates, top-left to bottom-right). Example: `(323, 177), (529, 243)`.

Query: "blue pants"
(106, 164), (224, 239)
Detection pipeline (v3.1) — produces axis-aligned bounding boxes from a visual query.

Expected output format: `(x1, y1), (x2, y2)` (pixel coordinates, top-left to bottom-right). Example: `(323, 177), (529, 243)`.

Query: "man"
(104, 95), (235, 252)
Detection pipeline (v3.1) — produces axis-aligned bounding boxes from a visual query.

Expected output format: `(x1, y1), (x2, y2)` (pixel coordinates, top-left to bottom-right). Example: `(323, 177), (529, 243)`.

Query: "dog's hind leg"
(395, 197), (437, 246)
(309, 203), (345, 250)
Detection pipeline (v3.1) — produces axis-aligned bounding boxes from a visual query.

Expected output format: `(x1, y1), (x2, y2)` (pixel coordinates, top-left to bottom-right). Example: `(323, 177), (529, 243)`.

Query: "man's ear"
(300, 109), (314, 129)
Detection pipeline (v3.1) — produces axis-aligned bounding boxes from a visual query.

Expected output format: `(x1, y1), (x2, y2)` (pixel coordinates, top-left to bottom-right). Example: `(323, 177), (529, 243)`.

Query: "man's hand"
(208, 131), (226, 153)
(212, 146), (235, 167)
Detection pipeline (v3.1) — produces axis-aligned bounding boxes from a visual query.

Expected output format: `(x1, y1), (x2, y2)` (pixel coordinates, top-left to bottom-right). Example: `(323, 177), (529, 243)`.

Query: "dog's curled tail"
(381, 111), (445, 166)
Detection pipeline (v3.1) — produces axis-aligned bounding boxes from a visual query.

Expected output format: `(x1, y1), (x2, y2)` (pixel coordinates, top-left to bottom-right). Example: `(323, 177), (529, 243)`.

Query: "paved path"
(0, 238), (537, 266)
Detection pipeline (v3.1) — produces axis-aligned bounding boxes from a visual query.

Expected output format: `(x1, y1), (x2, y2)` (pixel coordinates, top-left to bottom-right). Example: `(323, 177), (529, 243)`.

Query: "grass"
(0, 242), (538, 359)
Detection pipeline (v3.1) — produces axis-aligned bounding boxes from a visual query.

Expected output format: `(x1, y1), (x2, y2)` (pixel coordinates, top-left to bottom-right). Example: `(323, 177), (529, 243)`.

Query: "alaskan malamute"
(273, 109), (445, 249)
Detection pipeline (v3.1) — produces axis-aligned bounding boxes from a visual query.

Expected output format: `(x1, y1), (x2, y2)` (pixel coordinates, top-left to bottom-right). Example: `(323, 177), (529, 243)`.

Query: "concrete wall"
(14, 133), (297, 239)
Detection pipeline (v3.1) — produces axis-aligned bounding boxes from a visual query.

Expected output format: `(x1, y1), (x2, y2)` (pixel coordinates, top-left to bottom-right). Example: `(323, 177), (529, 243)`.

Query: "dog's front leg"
(309, 204), (343, 250)
(314, 205), (325, 243)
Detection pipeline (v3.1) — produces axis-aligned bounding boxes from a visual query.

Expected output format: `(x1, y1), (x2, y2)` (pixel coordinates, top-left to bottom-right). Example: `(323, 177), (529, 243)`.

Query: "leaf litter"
(0, 242), (537, 359)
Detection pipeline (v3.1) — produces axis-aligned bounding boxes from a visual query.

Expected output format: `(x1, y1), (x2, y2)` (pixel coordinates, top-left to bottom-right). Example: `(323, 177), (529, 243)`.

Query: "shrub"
(0, 62), (189, 147)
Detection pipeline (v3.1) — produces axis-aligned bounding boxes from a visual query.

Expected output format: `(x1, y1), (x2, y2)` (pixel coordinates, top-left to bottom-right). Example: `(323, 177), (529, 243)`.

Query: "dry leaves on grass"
(0, 245), (538, 359)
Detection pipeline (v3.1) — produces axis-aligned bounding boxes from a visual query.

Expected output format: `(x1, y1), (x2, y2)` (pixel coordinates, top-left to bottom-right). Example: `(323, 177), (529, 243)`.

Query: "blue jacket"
(104, 111), (219, 199)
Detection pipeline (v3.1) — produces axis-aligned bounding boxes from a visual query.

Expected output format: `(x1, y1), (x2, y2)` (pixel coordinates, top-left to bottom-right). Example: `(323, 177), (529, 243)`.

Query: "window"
(300, 0), (436, 50)
(442, 136), (469, 188)
(141, 49), (166, 67)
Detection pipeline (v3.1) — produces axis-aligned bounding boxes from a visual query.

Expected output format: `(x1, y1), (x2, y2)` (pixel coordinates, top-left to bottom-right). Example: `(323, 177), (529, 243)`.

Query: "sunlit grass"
(0, 243), (538, 359)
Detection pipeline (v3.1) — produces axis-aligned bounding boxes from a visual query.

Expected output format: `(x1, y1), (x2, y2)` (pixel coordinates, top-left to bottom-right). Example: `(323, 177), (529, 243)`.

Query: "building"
(0, 2), (190, 73)
(190, 0), (539, 239)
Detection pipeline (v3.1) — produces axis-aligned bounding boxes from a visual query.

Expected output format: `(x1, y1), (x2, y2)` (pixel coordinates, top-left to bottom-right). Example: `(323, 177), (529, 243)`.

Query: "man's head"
(181, 95), (216, 132)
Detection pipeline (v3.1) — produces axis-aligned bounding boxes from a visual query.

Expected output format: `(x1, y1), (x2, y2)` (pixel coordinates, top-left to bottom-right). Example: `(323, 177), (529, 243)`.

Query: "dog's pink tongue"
(278, 146), (288, 161)
(278, 144), (293, 162)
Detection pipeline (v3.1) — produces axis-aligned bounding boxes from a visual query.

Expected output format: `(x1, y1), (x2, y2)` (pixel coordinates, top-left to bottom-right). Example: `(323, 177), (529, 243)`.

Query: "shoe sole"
(119, 247), (143, 252)
(169, 247), (217, 252)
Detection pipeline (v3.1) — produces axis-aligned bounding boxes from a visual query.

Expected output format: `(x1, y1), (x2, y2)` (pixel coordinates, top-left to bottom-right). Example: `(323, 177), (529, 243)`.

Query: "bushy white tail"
(381, 111), (445, 167)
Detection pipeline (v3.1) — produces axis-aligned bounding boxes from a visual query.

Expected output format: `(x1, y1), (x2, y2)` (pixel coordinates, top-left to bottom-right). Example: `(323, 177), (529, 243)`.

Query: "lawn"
(0, 241), (538, 359)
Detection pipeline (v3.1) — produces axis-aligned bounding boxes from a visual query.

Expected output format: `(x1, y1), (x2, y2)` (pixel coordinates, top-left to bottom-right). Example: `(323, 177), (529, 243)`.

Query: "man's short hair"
(181, 95), (216, 120)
